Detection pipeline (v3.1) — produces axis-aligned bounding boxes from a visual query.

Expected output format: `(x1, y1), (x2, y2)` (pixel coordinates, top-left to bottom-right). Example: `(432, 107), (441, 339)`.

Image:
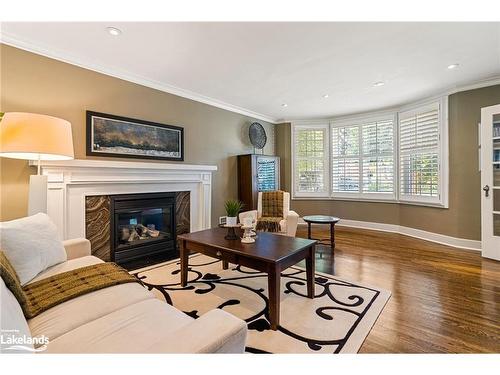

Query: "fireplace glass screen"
(110, 192), (177, 268)
(116, 207), (173, 250)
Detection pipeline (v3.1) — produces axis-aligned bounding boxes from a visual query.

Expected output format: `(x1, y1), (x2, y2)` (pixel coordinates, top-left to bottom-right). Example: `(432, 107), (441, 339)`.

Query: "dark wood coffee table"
(178, 228), (317, 330)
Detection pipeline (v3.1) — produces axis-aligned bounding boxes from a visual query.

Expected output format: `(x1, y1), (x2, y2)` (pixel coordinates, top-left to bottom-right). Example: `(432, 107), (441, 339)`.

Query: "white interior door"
(481, 104), (500, 260)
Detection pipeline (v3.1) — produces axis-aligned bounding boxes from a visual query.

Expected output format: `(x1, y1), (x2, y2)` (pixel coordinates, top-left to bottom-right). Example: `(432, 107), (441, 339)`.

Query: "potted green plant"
(224, 199), (244, 226)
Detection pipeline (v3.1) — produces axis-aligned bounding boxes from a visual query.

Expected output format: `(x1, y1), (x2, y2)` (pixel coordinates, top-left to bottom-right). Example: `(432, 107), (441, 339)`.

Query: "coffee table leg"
(222, 260), (229, 270)
(330, 222), (336, 252)
(268, 264), (281, 330)
(180, 239), (188, 287)
(306, 245), (315, 299)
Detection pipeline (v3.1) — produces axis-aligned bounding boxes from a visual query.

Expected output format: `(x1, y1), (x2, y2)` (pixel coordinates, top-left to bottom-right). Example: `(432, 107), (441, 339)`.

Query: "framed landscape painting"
(86, 111), (184, 161)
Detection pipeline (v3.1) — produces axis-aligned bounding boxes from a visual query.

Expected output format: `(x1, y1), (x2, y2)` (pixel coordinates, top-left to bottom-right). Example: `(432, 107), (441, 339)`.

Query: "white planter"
(226, 216), (237, 226)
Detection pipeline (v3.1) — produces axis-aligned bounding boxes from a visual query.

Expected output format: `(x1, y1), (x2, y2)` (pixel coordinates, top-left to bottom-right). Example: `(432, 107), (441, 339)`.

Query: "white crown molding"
(0, 32), (280, 124)
(281, 76), (500, 123)
(298, 218), (481, 251)
(446, 76), (500, 94)
(2, 31), (499, 126)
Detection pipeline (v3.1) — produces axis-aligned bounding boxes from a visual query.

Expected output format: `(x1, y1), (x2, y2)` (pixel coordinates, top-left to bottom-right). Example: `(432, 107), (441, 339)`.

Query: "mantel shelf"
(29, 158), (217, 172)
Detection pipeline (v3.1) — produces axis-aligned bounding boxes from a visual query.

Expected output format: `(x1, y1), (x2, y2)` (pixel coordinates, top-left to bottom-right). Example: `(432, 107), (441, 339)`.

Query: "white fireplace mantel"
(32, 159), (217, 240)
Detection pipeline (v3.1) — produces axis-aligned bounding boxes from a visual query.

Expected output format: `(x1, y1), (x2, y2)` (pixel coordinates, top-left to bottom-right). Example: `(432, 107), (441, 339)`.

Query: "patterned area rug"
(133, 255), (390, 353)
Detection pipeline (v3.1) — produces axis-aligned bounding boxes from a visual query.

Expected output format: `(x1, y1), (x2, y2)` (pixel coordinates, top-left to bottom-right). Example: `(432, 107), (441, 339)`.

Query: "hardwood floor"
(295, 225), (500, 353)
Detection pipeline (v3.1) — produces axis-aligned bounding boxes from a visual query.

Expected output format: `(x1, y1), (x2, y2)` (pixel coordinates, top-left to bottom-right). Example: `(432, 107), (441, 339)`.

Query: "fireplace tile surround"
(85, 191), (190, 264)
(36, 160), (217, 257)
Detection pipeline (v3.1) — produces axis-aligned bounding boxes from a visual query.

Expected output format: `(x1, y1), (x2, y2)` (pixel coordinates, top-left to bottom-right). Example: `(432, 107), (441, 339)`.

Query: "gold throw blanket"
(1, 251), (139, 319)
(256, 190), (284, 233)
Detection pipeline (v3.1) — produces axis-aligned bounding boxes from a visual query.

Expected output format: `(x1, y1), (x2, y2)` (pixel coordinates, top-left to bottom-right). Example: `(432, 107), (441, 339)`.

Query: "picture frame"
(86, 111), (184, 161)
(219, 216), (227, 226)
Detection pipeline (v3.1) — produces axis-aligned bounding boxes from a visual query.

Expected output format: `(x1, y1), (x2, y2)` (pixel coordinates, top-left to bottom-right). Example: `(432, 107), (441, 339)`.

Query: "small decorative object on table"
(241, 223), (255, 243)
(224, 224), (240, 240)
(224, 199), (244, 227)
(223, 199), (244, 239)
(218, 216), (227, 226)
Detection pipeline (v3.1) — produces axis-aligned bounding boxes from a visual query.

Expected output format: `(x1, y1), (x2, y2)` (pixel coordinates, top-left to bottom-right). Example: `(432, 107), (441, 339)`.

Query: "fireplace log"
(128, 229), (140, 242)
(120, 227), (131, 242)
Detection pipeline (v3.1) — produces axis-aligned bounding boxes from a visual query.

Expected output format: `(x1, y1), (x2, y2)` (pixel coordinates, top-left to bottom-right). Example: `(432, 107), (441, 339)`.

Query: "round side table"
(302, 215), (340, 253)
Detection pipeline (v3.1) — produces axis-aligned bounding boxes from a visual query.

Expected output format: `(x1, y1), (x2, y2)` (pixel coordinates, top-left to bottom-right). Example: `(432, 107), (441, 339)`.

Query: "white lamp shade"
(0, 112), (74, 160)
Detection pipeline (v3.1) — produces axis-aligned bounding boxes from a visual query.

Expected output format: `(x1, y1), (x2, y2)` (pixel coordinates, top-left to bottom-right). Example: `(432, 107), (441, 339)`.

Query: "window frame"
(291, 121), (330, 198)
(330, 112), (397, 201)
(290, 96), (449, 208)
(397, 98), (449, 208)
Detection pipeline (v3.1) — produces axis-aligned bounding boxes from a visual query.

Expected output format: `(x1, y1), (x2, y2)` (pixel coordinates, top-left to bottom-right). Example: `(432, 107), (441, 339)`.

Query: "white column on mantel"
(32, 159), (218, 240)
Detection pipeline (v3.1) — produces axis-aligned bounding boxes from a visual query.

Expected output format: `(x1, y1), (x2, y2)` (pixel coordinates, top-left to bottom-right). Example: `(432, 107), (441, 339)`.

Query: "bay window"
(291, 97), (448, 207)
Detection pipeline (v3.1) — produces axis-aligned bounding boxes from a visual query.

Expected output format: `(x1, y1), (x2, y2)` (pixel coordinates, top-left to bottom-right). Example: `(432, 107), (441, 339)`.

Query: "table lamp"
(0, 112), (74, 215)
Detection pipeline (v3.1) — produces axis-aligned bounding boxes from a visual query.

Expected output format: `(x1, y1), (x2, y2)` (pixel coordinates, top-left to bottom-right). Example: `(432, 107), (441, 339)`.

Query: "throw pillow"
(0, 213), (67, 285)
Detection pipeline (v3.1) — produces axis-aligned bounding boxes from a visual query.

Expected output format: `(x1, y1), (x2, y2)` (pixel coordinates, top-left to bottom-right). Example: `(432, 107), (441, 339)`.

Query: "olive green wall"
(276, 84), (500, 240)
(0, 44), (275, 225)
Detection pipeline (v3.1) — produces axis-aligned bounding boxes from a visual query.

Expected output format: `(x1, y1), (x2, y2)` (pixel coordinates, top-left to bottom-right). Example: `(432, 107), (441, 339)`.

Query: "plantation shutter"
(399, 104), (440, 200)
(331, 117), (394, 196)
(361, 119), (395, 193)
(331, 125), (360, 192)
(293, 125), (329, 196)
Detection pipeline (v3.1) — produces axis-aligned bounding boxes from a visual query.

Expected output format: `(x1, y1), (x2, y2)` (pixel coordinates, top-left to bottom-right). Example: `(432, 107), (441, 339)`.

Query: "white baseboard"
(298, 218), (481, 251)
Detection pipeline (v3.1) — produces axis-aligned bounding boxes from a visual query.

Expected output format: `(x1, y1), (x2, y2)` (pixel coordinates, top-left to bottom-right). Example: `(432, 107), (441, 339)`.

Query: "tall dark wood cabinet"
(237, 154), (280, 210)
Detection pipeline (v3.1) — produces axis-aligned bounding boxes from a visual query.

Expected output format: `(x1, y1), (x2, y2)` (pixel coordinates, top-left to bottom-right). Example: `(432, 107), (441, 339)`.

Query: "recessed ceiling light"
(447, 63), (460, 70)
(106, 27), (122, 36)
(281, 103), (288, 108)
(373, 81), (385, 87)
(323, 94), (329, 98)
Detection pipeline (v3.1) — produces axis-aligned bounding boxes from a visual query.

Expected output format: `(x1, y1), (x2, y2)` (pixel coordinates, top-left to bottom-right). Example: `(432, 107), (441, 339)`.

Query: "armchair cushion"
(260, 190), (284, 218)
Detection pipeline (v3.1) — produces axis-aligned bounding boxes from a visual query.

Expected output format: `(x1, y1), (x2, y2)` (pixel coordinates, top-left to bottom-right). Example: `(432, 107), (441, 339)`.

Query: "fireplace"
(110, 192), (177, 269)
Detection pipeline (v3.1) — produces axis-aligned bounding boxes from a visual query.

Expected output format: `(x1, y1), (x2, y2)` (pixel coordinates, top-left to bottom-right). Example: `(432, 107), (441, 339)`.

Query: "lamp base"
(28, 174), (48, 216)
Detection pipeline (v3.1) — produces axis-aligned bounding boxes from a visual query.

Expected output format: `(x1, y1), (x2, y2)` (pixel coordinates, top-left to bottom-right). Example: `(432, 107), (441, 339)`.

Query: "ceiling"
(2, 22), (500, 123)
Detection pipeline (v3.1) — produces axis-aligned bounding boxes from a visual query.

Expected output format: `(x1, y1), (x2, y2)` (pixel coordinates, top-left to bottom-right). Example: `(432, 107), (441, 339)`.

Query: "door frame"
(480, 104), (500, 260)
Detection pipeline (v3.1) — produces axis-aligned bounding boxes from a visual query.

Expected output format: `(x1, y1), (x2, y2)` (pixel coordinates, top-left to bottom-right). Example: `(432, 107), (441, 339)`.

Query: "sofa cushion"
(44, 299), (193, 353)
(0, 279), (34, 353)
(28, 283), (156, 344)
(0, 213), (67, 285)
(28, 255), (102, 284)
(26, 254), (156, 343)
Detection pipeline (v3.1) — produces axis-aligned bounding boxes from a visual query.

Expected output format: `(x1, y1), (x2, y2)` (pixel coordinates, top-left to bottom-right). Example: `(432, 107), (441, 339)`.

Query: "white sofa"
(1, 238), (247, 354)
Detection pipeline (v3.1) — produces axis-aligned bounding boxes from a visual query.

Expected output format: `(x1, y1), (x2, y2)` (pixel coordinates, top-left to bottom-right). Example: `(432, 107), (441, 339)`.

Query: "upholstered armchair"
(238, 191), (299, 237)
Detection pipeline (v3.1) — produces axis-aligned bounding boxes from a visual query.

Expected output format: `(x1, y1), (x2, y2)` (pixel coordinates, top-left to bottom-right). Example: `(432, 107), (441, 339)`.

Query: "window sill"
(291, 195), (448, 209)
